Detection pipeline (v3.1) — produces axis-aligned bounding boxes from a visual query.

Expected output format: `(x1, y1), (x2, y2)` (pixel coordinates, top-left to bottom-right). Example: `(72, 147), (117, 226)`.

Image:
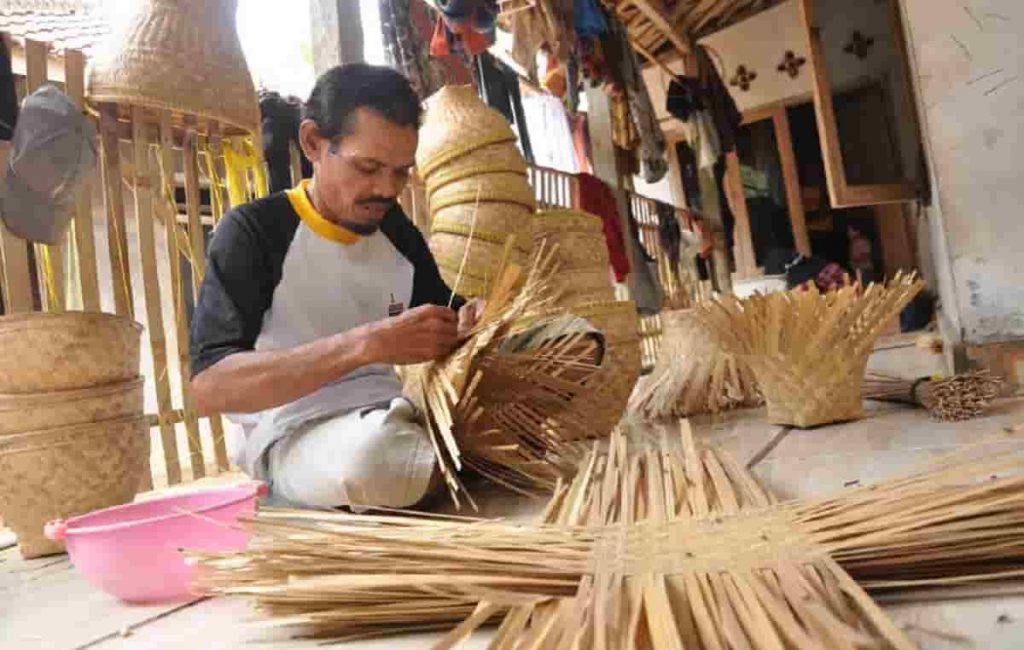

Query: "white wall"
(901, 0), (1024, 344)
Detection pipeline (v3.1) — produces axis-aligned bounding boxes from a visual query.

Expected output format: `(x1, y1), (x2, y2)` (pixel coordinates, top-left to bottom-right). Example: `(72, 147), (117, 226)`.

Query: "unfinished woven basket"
(628, 308), (762, 420)
(416, 86), (517, 179)
(424, 141), (528, 195)
(0, 415), (149, 558)
(0, 377), (144, 436)
(428, 172), (537, 214)
(697, 273), (925, 428)
(87, 0), (259, 136)
(0, 311), (143, 393)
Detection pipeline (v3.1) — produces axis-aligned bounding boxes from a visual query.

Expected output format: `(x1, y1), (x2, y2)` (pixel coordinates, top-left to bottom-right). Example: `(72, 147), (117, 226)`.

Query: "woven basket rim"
(86, 91), (258, 136)
(0, 310), (144, 334)
(0, 414), (148, 450)
(0, 376), (144, 410)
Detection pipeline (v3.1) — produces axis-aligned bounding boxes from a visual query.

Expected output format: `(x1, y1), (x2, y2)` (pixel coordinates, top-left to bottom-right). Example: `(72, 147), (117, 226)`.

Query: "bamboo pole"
(181, 119), (207, 480)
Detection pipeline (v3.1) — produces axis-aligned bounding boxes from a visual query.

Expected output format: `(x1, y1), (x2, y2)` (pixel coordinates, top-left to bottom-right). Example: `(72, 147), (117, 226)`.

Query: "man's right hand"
(363, 304), (459, 365)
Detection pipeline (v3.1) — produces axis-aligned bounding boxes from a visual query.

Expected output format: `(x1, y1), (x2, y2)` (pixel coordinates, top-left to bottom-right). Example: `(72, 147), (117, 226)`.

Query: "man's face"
(299, 107), (417, 234)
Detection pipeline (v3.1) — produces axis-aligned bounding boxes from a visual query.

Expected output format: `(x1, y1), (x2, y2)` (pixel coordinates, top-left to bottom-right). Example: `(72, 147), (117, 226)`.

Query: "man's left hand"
(457, 298), (486, 340)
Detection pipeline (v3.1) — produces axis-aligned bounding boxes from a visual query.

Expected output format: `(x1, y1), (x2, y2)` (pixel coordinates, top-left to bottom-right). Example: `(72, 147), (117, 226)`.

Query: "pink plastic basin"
(45, 483), (265, 603)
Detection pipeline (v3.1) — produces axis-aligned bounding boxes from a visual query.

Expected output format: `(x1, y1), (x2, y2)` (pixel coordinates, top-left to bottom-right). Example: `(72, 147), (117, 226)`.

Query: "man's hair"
(302, 64), (422, 144)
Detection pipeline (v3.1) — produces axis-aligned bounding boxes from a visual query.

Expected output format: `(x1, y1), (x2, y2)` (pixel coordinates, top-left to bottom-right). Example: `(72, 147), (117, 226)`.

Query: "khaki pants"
(264, 397), (436, 509)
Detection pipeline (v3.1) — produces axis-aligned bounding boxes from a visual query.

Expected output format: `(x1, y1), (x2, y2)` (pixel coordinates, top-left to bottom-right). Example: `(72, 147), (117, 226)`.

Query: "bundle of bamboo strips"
(401, 240), (608, 504)
(627, 308), (762, 420)
(696, 273), (926, 428)
(863, 370), (1004, 422)
(194, 419), (1024, 647)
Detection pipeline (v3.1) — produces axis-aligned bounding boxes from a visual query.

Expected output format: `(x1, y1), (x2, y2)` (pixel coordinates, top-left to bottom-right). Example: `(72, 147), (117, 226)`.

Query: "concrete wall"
(900, 0), (1024, 345)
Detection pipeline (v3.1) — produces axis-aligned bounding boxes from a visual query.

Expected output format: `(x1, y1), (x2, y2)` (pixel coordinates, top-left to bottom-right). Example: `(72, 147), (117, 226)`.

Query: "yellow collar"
(285, 179), (361, 245)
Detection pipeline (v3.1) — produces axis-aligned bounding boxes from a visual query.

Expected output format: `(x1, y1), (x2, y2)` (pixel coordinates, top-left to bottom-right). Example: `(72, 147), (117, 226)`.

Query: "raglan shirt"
(190, 180), (464, 476)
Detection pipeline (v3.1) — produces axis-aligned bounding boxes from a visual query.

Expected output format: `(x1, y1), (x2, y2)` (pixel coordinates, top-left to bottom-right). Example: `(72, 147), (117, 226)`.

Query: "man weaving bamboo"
(189, 64), (482, 509)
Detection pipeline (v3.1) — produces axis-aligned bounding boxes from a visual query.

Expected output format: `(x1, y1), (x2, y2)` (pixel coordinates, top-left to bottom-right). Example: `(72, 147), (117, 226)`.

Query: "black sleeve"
(381, 206), (467, 311)
(189, 196), (298, 378)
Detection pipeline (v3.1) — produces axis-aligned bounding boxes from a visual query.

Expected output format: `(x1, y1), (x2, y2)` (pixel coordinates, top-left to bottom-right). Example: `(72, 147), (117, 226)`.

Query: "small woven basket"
(416, 86), (517, 179)
(0, 311), (142, 393)
(431, 203), (534, 239)
(424, 141), (528, 196)
(87, 0), (259, 136)
(0, 415), (149, 558)
(428, 172), (537, 214)
(0, 377), (144, 436)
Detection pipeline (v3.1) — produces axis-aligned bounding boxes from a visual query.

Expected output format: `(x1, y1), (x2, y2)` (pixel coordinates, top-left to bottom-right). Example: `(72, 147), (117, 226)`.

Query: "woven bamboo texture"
(417, 86), (535, 297)
(401, 245), (609, 502)
(195, 420), (1024, 646)
(696, 274), (925, 428)
(0, 311), (142, 393)
(628, 308), (762, 420)
(86, 0), (260, 135)
(533, 209), (612, 271)
(0, 377), (144, 435)
(0, 416), (149, 558)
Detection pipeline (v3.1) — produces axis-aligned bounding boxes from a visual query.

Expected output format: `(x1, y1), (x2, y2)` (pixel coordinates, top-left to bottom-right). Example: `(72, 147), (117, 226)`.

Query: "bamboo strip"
(99, 103), (134, 316)
(132, 108), (180, 485)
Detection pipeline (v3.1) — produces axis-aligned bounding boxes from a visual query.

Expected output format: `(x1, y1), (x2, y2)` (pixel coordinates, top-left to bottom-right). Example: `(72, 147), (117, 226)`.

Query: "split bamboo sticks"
(628, 308), (762, 420)
(863, 370), (1005, 422)
(194, 419), (1024, 647)
(696, 273), (926, 428)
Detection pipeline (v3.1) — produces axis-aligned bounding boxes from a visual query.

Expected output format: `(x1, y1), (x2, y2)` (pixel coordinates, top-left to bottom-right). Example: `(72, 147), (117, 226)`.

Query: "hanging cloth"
(604, 15), (667, 183)
(570, 112), (593, 175)
(577, 173), (630, 282)
(380, 0), (443, 98)
(625, 203), (664, 315)
(656, 201), (681, 269)
(474, 52), (534, 164)
(521, 93), (578, 173)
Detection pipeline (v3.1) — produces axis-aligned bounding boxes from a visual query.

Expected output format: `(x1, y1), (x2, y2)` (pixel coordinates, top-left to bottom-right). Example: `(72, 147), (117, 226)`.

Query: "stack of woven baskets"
(0, 312), (148, 558)
(534, 209), (641, 439)
(415, 86), (535, 297)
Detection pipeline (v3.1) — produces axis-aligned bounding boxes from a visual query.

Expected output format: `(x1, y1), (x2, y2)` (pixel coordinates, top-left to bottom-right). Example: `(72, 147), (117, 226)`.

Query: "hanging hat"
(86, 0), (259, 136)
(0, 85), (97, 245)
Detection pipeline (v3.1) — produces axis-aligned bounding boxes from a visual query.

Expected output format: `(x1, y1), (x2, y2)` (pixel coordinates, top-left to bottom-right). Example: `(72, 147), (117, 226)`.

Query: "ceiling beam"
(627, 0), (692, 57)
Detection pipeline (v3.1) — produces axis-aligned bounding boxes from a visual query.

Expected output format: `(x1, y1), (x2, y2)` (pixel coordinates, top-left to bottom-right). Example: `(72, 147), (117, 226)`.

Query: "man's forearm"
(190, 327), (374, 416)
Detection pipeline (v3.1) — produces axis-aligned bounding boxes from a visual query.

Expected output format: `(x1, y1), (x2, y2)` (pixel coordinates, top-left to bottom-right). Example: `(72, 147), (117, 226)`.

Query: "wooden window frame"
(724, 105), (813, 280)
(798, 0), (921, 209)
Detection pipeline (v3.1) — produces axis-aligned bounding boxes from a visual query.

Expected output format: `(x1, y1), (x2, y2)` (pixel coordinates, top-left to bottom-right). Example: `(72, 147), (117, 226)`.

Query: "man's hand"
(365, 304), (459, 365)
(457, 298), (486, 340)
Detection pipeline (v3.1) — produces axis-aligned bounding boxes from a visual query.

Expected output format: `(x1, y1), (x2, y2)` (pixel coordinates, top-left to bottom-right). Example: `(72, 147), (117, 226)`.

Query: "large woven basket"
(0, 312), (142, 393)
(0, 377), (144, 436)
(431, 232), (529, 296)
(553, 267), (617, 305)
(87, 0), (259, 136)
(425, 141), (528, 196)
(428, 172), (537, 214)
(417, 86), (517, 179)
(431, 203), (534, 238)
(533, 209), (605, 235)
(0, 415), (149, 558)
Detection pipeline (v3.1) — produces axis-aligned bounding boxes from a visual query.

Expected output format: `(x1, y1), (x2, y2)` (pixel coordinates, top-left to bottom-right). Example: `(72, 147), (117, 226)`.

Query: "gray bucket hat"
(0, 84), (97, 245)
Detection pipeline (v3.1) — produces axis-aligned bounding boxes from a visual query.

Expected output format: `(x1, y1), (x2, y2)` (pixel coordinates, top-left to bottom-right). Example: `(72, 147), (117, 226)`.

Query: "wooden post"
(724, 151), (757, 278)
(309, 0), (364, 74)
(64, 49), (101, 311)
(99, 104), (134, 316)
(772, 109), (811, 257)
(24, 39), (65, 312)
(181, 121), (208, 480)
(132, 108), (181, 486)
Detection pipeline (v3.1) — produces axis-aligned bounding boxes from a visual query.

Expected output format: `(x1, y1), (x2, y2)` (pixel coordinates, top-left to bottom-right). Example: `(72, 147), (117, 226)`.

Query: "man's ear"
(298, 119), (324, 163)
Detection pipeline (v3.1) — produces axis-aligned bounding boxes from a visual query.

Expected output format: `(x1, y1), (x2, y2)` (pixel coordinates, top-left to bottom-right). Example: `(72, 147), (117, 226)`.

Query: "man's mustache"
(356, 197), (397, 208)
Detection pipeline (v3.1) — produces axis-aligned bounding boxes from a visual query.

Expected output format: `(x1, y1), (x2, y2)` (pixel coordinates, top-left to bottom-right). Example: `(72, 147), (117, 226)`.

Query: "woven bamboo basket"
(430, 232), (529, 296)
(86, 0), (259, 136)
(533, 208), (604, 235)
(431, 202), (534, 238)
(0, 377), (144, 436)
(424, 141), (528, 195)
(0, 415), (149, 558)
(416, 86), (517, 179)
(0, 312), (143, 393)
(628, 308), (762, 420)
(555, 267), (617, 305)
(697, 273), (925, 428)
(428, 172), (536, 214)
